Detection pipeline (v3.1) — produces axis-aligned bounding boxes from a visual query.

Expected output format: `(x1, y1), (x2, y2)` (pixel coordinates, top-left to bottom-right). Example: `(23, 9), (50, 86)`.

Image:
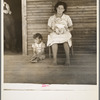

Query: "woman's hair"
(54, 1), (67, 13)
(33, 33), (43, 40)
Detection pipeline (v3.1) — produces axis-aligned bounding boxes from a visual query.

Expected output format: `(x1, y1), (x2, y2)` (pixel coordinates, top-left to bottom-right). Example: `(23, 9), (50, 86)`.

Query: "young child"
(52, 17), (67, 35)
(30, 33), (46, 62)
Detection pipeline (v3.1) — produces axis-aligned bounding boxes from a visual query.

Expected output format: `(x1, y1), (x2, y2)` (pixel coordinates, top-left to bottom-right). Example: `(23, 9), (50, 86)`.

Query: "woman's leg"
(63, 42), (70, 65)
(52, 44), (58, 65)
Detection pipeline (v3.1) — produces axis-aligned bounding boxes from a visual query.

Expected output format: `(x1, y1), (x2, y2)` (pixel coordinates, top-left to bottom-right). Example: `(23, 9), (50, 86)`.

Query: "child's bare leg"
(63, 42), (70, 65)
(30, 54), (37, 61)
(52, 44), (58, 65)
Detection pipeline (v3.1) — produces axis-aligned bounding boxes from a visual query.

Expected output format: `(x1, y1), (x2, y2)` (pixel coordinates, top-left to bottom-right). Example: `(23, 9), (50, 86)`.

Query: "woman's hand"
(64, 25), (73, 32)
(48, 26), (53, 33)
(53, 26), (58, 32)
(68, 26), (73, 31)
(48, 26), (57, 33)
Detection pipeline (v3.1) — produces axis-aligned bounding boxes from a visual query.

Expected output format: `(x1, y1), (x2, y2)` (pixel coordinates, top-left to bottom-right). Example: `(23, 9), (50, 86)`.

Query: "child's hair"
(33, 33), (43, 40)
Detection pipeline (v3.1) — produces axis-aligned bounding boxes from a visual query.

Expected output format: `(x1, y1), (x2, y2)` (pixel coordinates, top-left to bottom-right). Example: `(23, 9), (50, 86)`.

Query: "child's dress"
(47, 14), (73, 47)
(31, 42), (45, 62)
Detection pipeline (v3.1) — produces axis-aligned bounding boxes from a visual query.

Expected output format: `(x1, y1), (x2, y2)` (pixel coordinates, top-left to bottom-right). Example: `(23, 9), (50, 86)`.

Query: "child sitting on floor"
(30, 33), (46, 62)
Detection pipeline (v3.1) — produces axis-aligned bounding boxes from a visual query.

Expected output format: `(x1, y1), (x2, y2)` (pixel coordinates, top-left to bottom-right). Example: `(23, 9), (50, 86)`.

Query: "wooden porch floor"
(4, 54), (97, 84)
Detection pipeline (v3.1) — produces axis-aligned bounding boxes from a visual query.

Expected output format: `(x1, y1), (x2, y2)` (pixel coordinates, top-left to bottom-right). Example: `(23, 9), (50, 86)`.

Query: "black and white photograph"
(2, 0), (98, 100)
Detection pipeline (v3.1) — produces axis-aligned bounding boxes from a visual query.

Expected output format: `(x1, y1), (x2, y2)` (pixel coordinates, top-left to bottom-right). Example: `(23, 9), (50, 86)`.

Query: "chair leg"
(49, 46), (52, 58)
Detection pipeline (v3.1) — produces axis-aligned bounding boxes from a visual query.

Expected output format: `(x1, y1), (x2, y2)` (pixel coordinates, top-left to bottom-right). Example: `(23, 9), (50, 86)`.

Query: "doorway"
(4, 0), (22, 54)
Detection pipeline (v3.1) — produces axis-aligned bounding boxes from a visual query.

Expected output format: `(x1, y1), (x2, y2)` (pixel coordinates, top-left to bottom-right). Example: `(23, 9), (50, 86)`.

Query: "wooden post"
(21, 0), (27, 55)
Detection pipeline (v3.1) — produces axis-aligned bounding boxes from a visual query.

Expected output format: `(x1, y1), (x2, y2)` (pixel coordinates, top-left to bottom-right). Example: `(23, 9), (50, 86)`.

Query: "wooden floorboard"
(4, 54), (97, 84)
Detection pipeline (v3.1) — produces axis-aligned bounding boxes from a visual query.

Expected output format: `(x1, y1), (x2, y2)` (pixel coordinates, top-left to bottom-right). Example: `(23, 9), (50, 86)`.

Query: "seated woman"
(47, 1), (73, 65)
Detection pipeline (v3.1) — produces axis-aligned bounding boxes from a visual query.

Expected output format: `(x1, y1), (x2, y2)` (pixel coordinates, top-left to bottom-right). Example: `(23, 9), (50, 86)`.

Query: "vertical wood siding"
(26, 0), (96, 55)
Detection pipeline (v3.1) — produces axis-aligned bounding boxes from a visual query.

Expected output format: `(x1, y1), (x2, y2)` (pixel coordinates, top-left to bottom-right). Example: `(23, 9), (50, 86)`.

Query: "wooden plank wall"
(26, 0), (96, 55)
(26, 0), (53, 55)
(67, 6), (96, 54)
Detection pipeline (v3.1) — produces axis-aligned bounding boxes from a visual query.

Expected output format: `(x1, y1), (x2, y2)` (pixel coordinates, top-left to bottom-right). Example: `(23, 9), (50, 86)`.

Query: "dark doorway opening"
(4, 0), (22, 55)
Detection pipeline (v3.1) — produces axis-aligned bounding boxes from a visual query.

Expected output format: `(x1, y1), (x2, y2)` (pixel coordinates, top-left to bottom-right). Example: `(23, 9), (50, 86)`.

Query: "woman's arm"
(48, 26), (57, 33)
(68, 25), (73, 32)
(48, 26), (53, 33)
(64, 25), (73, 32)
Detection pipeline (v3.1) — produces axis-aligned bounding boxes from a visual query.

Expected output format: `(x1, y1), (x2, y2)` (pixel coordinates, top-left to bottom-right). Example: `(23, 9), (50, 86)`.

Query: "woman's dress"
(47, 14), (73, 47)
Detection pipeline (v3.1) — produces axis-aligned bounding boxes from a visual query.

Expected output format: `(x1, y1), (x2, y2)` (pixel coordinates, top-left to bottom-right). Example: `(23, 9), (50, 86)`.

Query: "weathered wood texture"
(26, 0), (96, 55)
(22, 0), (27, 55)
(27, 0), (96, 6)
(4, 54), (96, 84)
